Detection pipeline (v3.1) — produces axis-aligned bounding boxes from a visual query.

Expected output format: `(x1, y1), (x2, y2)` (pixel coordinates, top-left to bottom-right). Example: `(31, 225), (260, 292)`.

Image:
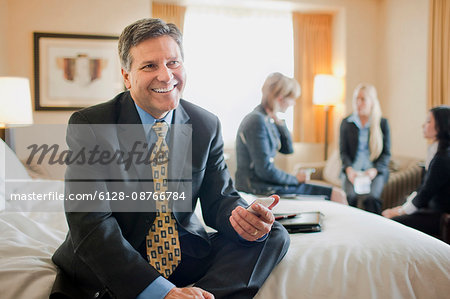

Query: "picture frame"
(33, 32), (123, 111)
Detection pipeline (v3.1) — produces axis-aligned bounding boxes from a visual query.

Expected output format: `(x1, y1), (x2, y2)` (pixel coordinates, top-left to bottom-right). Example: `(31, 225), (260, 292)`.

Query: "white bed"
(1, 140), (450, 299)
(259, 200), (450, 299)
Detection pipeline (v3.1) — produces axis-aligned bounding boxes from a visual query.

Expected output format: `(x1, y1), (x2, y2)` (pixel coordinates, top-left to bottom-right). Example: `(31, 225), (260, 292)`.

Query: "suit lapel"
(346, 120), (360, 160)
(169, 101), (192, 193)
(116, 93), (153, 189)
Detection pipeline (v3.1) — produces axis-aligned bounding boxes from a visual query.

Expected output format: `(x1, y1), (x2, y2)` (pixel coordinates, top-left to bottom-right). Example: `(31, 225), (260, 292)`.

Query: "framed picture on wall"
(33, 32), (123, 111)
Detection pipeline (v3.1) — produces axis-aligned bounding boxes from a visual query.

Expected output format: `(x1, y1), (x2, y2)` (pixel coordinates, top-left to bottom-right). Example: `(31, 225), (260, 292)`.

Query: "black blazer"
(412, 148), (450, 212)
(52, 92), (247, 299)
(339, 116), (391, 180)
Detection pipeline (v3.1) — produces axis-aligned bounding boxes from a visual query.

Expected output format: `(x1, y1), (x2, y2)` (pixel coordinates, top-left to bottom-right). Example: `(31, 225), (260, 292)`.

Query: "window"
(183, 6), (294, 146)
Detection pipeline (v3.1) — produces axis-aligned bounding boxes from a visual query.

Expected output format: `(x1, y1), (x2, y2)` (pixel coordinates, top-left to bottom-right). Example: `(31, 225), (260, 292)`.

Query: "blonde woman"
(339, 84), (391, 214)
(235, 72), (347, 203)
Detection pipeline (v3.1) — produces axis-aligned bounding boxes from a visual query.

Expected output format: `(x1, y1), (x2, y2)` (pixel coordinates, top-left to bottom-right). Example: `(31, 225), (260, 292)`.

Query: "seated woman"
(235, 72), (347, 203)
(382, 106), (450, 237)
(339, 84), (391, 214)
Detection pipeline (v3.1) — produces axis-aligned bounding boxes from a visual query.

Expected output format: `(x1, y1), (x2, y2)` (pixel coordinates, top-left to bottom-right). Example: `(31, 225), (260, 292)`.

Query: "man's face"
(122, 35), (186, 119)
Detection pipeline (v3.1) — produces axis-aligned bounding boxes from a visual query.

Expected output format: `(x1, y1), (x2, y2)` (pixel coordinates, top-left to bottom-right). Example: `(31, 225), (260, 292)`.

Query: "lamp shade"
(313, 74), (342, 106)
(0, 77), (33, 128)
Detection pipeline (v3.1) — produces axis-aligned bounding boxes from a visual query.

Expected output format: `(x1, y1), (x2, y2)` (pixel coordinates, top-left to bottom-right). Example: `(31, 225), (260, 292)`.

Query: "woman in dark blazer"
(383, 106), (450, 237)
(340, 84), (391, 214)
(235, 72), (347, 203)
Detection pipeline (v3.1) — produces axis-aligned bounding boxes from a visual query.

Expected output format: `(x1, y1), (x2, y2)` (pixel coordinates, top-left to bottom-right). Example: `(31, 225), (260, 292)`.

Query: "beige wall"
(289, 0), (380, 155)
(5, 0), (151, 126)
(3, 0), (150, 157)
(290, 0), (429, 159)
(378, 0), (429, 158)
(1, 0), (430, 159)
(338, 0), (380, 107)
(336, 0), (380, 154)
(0, 0), (9, 75)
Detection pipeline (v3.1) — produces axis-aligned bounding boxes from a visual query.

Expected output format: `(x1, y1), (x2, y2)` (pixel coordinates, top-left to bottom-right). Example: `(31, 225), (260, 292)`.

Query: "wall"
(7, 0), (151, 125)
(290, 0), (429, 159)
(2, 0), (430, 159)
(3, 0), (151, 157)
(0, 0), (9, 75)
(289, 0), (380, 155)
(335, 0), (380, 153)
(342, 0), (380, 106)
(378, 0), (429, 158)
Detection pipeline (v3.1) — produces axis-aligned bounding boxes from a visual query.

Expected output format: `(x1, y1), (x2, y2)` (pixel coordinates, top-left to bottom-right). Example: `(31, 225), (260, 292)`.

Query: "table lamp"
(0, 77), (33, 151)
(313, 74), (342, 160)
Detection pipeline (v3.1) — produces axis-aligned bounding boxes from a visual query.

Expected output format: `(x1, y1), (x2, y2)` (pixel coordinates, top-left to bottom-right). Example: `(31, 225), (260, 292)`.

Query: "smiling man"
(50, 18), (289, 299)
(122, 35), (184, 118)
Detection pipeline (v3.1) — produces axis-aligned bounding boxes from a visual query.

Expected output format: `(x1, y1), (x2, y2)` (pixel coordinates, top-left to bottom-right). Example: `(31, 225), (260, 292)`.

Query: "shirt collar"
(134, 103), (173, 126)
(348, 113), (370, 129)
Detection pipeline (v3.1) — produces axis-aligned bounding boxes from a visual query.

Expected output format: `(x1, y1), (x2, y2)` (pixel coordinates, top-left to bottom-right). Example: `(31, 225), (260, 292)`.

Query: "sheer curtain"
(182, 6), (294, 146)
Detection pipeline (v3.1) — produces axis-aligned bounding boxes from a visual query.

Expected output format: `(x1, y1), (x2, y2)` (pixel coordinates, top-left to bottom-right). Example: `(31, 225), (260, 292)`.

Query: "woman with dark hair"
(383, 106), (450, 237)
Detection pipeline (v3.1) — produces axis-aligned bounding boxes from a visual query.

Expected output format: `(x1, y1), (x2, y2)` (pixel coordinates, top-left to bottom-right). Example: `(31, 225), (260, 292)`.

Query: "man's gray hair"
(118, 18), (183, 71)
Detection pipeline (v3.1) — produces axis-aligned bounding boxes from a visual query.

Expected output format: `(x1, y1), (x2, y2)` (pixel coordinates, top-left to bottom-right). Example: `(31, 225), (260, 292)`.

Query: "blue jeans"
(272, 183), (332, 200)
(342, 174), (386, 214)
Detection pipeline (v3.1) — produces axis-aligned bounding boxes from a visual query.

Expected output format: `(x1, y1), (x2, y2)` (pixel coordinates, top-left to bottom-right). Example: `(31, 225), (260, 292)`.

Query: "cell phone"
(246, 195), (280, 216)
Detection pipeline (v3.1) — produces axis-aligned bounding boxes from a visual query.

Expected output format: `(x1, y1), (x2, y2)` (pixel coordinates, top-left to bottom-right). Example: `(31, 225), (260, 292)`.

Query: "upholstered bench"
(291, 151), (423, 210)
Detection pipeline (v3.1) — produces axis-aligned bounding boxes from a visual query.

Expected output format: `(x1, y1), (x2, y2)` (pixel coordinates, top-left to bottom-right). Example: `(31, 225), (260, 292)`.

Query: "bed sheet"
(0, 181), (67, 299)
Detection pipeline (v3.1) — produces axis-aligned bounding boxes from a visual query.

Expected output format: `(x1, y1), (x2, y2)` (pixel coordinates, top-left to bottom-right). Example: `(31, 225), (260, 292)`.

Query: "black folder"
(276, 211), (323, 233)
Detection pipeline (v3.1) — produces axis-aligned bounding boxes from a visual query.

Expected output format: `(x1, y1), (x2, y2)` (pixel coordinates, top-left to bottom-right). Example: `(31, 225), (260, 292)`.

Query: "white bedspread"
(258, 200), (450, 299)
(0, 182), (67, 299)
(1, 189), (449, 299)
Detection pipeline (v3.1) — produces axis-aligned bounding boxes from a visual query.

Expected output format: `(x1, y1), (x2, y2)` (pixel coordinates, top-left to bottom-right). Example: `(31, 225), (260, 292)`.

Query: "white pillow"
(0, 140), (4, 210)
(0, 139), (31, 180)
(1, 139), (31, 211)
(323, 150), (342, 186)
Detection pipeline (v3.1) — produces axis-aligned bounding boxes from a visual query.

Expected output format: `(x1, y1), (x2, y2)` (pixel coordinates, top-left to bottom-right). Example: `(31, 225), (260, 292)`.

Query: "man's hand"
(229, 204), (275, 241)
(165, 287), (214, 299)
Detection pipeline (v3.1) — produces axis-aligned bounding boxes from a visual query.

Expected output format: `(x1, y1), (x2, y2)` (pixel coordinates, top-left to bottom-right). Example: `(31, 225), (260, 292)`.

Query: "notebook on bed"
(275, 211), (323, 233)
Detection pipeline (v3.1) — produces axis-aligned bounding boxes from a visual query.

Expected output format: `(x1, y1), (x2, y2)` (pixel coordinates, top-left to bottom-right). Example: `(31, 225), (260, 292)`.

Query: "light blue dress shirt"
(135, 104), (173, 145)
(348, 113), (373, 171)
(135, 103), (176, 299)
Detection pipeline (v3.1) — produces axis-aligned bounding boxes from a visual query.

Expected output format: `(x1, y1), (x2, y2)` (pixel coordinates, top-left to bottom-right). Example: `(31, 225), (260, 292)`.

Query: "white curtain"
(182, 6), (294, 146)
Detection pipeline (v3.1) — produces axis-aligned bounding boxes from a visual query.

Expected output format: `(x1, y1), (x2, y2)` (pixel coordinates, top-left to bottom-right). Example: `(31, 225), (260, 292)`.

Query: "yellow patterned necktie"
(146, 121), (181, 278)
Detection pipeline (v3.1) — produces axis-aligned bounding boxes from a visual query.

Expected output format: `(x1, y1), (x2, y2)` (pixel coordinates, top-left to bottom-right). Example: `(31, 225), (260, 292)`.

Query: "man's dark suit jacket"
(339, 116), (391, 181)
(51, 91), (248, 299)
